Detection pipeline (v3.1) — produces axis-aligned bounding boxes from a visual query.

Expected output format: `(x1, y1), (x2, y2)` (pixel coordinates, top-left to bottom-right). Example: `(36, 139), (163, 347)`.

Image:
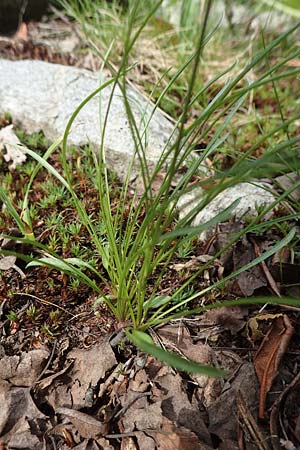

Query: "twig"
(35, 340), (57, 383)
(237, 390), (270, 450)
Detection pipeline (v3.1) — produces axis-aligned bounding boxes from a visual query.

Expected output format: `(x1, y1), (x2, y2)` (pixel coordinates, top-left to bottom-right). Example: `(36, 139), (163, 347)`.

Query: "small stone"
(177, 181), (277, 240)
(0, 59), (174, 181)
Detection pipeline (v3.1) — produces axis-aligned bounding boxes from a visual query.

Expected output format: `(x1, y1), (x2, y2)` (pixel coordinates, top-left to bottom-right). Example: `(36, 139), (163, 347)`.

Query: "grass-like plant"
(1, 0), (300, 375)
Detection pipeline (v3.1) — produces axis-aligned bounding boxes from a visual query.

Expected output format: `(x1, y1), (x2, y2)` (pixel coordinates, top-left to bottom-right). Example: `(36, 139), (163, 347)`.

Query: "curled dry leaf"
(246, 313), (283, 343)
(0, 124), (26, 169)
(254, 315), (294, 419)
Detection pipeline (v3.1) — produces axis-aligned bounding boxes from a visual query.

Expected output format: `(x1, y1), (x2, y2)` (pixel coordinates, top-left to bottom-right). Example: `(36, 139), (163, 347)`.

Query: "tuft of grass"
(1, 0), (300, 374)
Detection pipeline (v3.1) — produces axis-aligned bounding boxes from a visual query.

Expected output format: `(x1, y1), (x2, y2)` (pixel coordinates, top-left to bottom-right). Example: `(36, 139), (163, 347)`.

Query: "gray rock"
(275, 172), (300, 202)
(178, 181), (276, 240)
(0, 59), (174, 180)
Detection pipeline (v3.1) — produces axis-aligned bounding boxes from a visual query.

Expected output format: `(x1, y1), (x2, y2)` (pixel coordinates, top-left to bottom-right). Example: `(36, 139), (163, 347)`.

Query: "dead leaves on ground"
(0, 312), (299, 449)
(254, 315), (294, 419)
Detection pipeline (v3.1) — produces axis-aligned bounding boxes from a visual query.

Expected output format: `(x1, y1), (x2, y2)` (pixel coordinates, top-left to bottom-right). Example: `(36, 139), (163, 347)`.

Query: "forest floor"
(0, 6), (300, 450)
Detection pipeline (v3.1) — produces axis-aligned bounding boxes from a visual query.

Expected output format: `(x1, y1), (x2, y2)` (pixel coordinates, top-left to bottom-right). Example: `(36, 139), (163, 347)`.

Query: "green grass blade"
(126, 329), (225, 376)
(158, 198), (240, 242)
(0, 186), (27, 236)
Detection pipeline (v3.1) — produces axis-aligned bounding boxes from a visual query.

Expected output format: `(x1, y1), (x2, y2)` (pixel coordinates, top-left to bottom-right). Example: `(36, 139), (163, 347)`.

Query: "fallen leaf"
(95, 438), (114, 450)
(130, 369), (149, 393)
(135, 431), (156, 450)
(231, 238), (267, 296)
(121, 437), (138, 450)
(0, 383), (50, 447)
(0, 255), (16, 270)
(35, 360), (74, 390)
(0, 124), (26, 169)
(246, 313), (283, 343)
(154, 365), (212, 444)
(120, 397), (162, 433)
(254, 315), (294, 419)
(151, 417), (212, 450)
(158, 325), (223, 407)
(198, 306), (247, 334)
(71, 439), (106, 450)
(0, 349), (49, 387)
(207, 363), (259, 446)
(56, 407), (108, 438)
(43, 342), (116, 410)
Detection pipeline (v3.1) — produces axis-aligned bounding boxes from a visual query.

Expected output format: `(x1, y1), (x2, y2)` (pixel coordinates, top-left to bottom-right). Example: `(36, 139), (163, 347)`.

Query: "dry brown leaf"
(0, 124), (26, 169)
(207, 363), (259, 446)
(120, 398), (162, 433)
(56, 407), (108, 438)
(254, 315), (294, 419)
(198, 306), (247, 334)
(0, 349), (49, 387)
(0, 255), (16, 270)
(120, 437), (138, 450)
(0, 383), (50, 447)
(246, 313), (283, 343)
(95, 438), (115, 450)
(35, 361), (74, 389)
(157, 325), (223, 407)
(154, 365), (212, 444)
(151, 417), (211, 450)
(42, 342), (117, 410)
(135, 431), (156, 450)
(130, 369), (149, 393)
(231, 238), (267, 296)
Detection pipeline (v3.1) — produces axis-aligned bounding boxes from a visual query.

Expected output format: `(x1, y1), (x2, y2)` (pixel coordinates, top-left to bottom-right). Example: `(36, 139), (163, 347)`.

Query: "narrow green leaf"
(0, 186), (26, 236)
(144, 295), (172, 310)
(127, 329), (225, 377)
(158, 198), (240, 242)
(27, 256), (80, 275)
